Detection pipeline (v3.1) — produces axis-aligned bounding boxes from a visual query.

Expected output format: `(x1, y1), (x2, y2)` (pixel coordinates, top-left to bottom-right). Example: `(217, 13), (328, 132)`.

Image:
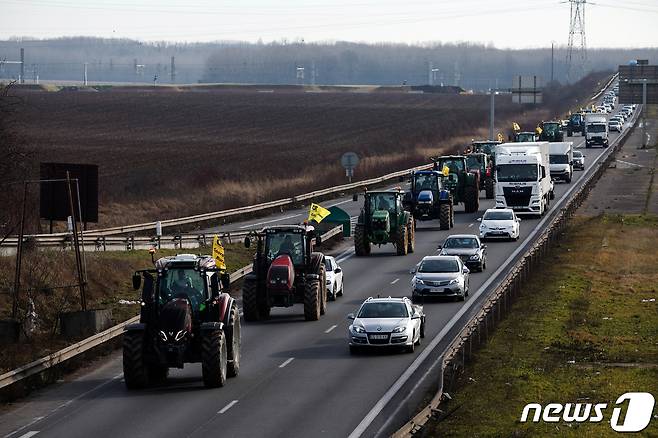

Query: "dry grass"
(428, 214), (658, 437)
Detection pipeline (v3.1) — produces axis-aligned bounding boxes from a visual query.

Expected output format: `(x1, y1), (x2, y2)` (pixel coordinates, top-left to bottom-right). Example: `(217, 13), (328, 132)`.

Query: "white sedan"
(478, 208), (521, 241)
(325, 256), (344, 301)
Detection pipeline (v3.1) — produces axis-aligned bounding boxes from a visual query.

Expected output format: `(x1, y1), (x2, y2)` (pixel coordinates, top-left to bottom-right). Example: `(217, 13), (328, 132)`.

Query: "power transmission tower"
(566, 0), (587, 82)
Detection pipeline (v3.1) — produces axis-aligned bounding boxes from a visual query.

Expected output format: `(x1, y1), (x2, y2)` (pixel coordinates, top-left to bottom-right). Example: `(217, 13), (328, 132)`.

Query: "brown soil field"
(8, 74), (606, 228)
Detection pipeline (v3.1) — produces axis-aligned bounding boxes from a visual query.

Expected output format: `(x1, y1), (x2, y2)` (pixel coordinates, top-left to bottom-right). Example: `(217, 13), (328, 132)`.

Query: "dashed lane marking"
(278, 358), (294, 369)
(325, 325), (338, 334)
(17, 433), (39, 438)
(390, 278), (400, 285)
(218, 400), (239, 414)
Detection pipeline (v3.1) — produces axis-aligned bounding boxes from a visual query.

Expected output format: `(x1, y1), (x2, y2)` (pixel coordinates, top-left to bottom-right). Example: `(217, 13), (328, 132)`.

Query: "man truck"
(495, 142), (553, 216)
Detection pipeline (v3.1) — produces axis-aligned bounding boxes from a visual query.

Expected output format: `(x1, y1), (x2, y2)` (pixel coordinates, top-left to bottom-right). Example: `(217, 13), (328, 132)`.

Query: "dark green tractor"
(471, 140), (501, 166)
(353, 189), (415, 256)
(432, 155), (480, 213)
(465, 152), (495, 199)
(538, 121), (565, 142)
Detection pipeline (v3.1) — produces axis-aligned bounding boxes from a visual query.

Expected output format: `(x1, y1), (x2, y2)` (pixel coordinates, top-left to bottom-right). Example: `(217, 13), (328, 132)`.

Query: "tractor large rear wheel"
(407, 219), (415, 253)
(485, 178), (494, 199)
(464, 186), (479, 213)
(319, 264), (327, 316)
(123, 330), (149, 390)
(439, 203), (451, 230)
(202, 329), (228, 388)
(242, 278), (260, 322)
(304, 278), (321, 321)
(396, 221), (408, 256)
(354, 224), (371, 256)
(225, 301), (241, 378)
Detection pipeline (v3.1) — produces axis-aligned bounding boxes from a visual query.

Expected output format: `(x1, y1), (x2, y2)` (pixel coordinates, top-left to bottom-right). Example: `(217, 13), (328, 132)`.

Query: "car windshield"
(550, 155), (569, 164)
(418, 259), (460, 273)
(358, 302), (408, 318)
(414, 174), (438, 191)
(324, 258), (334, 271)
(368, 193), (396, 212)
(588, 124), (606, 133)
(266, 231), (304, 265)
(573, 151), (583, 158)
(158, 268), (205, 309)
(483, 210), (514, 220)
(444, 237), (479, 249)
(496, 164), (538, 182)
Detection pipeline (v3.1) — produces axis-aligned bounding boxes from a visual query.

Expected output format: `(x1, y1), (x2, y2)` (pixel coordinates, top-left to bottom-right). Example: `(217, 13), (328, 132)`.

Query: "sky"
(1, 0), (657, 49)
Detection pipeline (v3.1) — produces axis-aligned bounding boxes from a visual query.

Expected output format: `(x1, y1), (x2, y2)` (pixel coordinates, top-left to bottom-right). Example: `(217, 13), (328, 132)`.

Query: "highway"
(0, 98), (631, 438)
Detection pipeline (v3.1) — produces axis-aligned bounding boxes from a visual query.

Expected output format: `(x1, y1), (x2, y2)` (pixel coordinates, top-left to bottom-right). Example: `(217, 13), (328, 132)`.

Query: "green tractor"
(432, 155), (480, 213)
(538, 121), (565, 142)
(471, 140), (501, 166)
(353, 189), (415, 256)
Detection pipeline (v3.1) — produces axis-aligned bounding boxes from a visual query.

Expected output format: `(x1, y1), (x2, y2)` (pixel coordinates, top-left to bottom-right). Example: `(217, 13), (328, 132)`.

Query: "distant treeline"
(0, 37), (656, 89)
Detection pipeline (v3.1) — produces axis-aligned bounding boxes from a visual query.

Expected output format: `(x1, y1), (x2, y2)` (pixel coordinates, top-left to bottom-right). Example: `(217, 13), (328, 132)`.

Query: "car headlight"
(479, 223), (487, 229)
(469, 254), (480, 261)
(449, 278), (459, 285)
(351, 325), (366, 334)
(392, 326), (406, 333)
(415, 278), (425, 285)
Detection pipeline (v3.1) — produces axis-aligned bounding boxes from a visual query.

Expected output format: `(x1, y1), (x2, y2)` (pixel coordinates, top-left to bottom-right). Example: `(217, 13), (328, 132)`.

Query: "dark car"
(437, 234), (487, 272)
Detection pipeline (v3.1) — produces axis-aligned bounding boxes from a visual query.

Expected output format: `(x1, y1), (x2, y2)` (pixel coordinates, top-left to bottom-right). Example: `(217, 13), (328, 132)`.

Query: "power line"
(566, 0), (587, 83)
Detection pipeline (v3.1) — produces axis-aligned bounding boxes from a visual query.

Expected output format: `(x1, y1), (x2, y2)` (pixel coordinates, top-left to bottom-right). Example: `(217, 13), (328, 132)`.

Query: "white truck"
(585, 114), (609, 148)
(495, 142), (553, 216)
(549, 141), (574, 183)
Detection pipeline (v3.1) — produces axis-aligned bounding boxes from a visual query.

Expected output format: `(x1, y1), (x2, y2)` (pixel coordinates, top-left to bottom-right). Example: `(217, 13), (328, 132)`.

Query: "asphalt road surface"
(1, 97), (632, 438)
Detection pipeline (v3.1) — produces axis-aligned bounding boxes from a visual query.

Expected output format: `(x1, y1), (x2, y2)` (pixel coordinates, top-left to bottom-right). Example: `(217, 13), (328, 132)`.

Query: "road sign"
(619, 64), (658, 104)
(341, 152), (359, 182)
(511, 75), (543, 104)
(40, 162), (99, 223)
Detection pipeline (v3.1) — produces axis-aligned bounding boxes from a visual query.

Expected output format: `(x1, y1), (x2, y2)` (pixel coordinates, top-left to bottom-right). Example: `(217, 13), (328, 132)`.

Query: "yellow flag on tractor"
(442, 165), (450, 176)
(308, 203), (331, 223)
(212, 235), (226, 270)
(497, 132), (504, 142)
(512, 122), (521, 132)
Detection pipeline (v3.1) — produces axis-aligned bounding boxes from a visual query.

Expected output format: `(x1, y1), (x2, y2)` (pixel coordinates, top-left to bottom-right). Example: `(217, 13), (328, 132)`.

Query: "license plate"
(430, 288), (443, 293)
(370, 334), (388, 340)
(492, 231), (505, 235)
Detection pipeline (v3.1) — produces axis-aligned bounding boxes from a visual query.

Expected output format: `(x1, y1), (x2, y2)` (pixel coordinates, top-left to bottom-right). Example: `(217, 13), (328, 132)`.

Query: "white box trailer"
(549, 141), (574, 183)
(495, 142), (554, 216)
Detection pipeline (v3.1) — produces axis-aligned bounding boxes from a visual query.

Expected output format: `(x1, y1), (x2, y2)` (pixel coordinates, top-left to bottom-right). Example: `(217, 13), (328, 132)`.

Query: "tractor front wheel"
(464, 186), (479, 213)
(242, 279), (260, 322)
(439, 203), (451, 230)
(304, 278), (321, 321)
(123, 330), (149, 390)
(396, 221), (408, 256)
(485, 178), (494, 199)
(225, 301), (241, 378)
(354, 224), (371, 256)
(202, 329), (228, 388)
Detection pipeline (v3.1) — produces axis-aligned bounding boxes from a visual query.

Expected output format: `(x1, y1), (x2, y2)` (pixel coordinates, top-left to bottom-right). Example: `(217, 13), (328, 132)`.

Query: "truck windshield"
(549, 155), (569, 164)
(496, 164), (538, 182)
(588, 124), (606, 133)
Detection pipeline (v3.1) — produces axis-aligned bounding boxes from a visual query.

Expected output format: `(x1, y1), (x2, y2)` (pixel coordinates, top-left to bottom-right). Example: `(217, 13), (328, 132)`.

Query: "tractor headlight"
(352, 325), (366, 334)
(174, 330), (187, 342)
(392, 326), (406, 333)
(158, 330), (168, 342)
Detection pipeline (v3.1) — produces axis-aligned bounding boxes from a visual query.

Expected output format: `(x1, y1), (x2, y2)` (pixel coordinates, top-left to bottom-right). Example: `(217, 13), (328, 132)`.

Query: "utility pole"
(66, 172), (87, 311)
(642, 79), (647, 148)
(551, 42), (555, 84)
(20, 48), (24, 84)
(170, 56), (176, 83)
(311, 61), (316, 85)
(489, 90), (495, 141)
(566, 0), (587, 83)
(12, 182), (28, 319)
(83, 62), (88, 86)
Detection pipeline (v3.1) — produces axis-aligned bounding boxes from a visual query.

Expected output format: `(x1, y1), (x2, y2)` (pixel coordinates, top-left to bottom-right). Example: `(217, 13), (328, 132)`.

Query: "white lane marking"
(390, 278), (400, 285)
(468, 223), (474, 228)
(616, 159), (644, 168)
(238, 214), (301, 229)
(325, 324), (338, 334)
(348, 134), (619, 438)
(278, 357), (294, 368)
(336, 248), (355, 264)
(4, 419), (43, 438)
(16, 433), (39, 438)
(218, 400), (239, 414)
(327, 199), (352, 208)
(334, 247), (355, 261)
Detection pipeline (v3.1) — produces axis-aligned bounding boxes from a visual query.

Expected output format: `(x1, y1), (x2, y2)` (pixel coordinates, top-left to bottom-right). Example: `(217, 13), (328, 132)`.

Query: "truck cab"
(585, 114), (609, 148)
(548, 141), (574, 183)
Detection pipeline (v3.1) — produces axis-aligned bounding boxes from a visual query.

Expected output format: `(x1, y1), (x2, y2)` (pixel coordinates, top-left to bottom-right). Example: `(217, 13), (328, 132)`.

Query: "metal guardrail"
(394, 105), (639, 437)
(0, 225), (343, 392)
(591, 73), (618, 101)
(14, 163), (431, 241)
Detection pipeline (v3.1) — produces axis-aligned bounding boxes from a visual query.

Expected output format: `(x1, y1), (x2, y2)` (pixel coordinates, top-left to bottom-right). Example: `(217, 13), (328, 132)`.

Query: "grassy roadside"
(0, 244), (254, 373)
(428, 214), (658, 437)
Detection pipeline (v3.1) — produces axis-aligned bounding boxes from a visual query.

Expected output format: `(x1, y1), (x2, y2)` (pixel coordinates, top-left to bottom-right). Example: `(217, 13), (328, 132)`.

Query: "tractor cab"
(432, 155), (466, 190)
(538, 121), (564, 142)
(471, 140), (501, 157)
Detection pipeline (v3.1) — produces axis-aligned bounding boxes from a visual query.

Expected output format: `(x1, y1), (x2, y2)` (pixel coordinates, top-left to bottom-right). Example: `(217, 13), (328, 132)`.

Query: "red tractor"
(242, 225), (328, 322)
(123, 254), (240, 389)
